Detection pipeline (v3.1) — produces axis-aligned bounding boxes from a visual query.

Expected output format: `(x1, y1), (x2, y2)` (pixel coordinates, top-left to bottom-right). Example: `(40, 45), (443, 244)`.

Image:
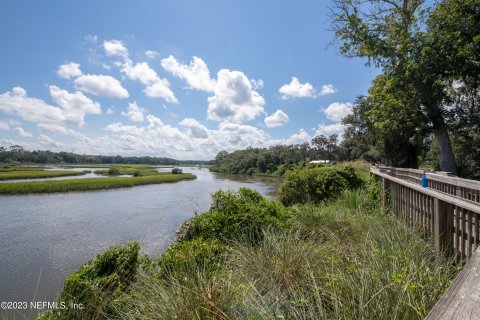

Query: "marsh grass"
(110, 189), (455, 320)
(0, 169), (85, 180)
(61, 164), (157, 169)
(0, 173), (196, 194)
(94, 167), (161, 176)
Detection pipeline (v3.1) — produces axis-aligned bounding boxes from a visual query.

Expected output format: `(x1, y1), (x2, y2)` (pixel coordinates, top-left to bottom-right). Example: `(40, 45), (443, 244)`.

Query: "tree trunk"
(432, 118), (457, 175)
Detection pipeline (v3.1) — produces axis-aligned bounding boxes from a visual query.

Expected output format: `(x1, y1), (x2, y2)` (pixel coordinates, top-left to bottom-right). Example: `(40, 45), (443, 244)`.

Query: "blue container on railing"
(421, 175), (428, 188)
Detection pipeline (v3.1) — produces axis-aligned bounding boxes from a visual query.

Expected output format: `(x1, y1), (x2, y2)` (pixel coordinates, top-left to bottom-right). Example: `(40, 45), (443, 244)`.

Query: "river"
(0, 168), (279, 318)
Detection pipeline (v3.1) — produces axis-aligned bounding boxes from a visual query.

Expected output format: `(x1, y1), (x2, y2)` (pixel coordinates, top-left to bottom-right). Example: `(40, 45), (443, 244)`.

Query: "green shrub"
(108, 167), (120, 175)
(38, 242), (141, 319)
(179, 188), (290, 243)
(278, 166), (363, 206)
(171, 167), (183, 174)
(157, 238), (229, 279)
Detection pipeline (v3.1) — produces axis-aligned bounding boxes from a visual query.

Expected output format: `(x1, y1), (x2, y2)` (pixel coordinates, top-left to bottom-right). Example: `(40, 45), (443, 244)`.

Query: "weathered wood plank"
(425, 246), (480, 320)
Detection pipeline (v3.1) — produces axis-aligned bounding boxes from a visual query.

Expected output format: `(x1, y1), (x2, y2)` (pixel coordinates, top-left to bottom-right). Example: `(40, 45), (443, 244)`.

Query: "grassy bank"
(0, 169), (85, 180)
(94, 166), (161, 176)
(38, 165), (456, 319)
(0, 164), (86, 180)
(0, 173), (195, 194)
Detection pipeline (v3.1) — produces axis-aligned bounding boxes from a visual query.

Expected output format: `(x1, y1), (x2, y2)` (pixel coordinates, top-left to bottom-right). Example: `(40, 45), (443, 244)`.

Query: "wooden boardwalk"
(425, 246), (480, 320)
(371, 166), (480, 319)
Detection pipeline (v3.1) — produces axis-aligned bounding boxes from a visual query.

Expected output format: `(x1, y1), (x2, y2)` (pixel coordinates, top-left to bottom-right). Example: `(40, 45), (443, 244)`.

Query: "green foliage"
(95, 166), (160, 176)
(278, 166), (363, 206)
(331, 0), (480, 174)
(113, 190), (455, 320)
(38, 243), (141, 320)
(0, 146), (180, 165)
(0, 173), (196, 194)
(0, 168), (85, 180)
(108, 167), (121, 175)
(157, 238), (229, 279)
(229, 202), (455, 319)
(170, 167), (183, 174)
(180, 188), (290, 243)
(211, 142), (339, 176)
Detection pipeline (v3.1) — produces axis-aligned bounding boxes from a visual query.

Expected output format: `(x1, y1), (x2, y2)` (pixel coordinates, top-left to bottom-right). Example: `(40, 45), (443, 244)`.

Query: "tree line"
(0, 145), (211, 166)
(211, 135), (344, 175)
(215, 0), (479, 179)
(334, 0), (479, 179)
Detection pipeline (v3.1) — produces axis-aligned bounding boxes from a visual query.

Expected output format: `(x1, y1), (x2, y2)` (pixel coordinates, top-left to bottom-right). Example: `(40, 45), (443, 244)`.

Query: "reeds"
(0, 173), (196, 194)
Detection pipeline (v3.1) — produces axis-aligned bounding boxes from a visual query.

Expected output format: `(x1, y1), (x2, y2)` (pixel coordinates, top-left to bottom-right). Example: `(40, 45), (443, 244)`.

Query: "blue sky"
(0, 0), (378, 159)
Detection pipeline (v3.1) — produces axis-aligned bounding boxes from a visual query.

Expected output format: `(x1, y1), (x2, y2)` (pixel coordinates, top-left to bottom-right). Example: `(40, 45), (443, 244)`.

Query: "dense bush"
(179, 188), (290, 243)
(278, 166), (363, 206)
(38, 242), (141, 320)
(108, 167), (120, 175)
(157, 238), (229, 279)
(171, 167), (183, 174)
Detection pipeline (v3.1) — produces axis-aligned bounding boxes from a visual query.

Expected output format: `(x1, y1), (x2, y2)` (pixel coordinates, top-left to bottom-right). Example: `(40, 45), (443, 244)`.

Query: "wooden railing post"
(382, 177), (388, 207)
(434, 198), (453, 255)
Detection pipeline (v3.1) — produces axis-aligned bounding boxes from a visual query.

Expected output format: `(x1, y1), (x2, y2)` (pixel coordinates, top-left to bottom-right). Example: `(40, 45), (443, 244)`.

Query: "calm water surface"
(0, 168), (279, 317)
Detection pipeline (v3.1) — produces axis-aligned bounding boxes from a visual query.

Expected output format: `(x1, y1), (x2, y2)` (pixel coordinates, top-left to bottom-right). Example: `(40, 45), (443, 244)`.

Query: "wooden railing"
(372, 166), (480, 319)
(376, 165), (480, 204)
(372, 166), (480, 262)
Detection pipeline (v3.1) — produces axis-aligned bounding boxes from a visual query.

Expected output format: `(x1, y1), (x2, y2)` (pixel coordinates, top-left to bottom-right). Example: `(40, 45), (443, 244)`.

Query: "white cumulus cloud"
(144, 79), (178, 103)
(279, 77), (315, 99)
(324, 102), (353, 122)
(179, 118), (210, 139)
(213, 122), (270, 147)
(122, 102), (146, 122)
(161, 55), (215, 92)
(0, 87), (65, 124)
(49, 85), (102, 127)
(103, 40), (129, 59)
(279, 78), (336, 99)
(57, 62), (82, 79)
(315, 123), (345, 137)
(121, 61), (159, 85)
(251, 79), (264, 90)
(319, 84), (336, 96)
(207, 69), (265, 123)
(282, 128), (312, 145)
(120, 60), (178, 103)
(75, 74), (129, 98)
(264, 110), (289, 128)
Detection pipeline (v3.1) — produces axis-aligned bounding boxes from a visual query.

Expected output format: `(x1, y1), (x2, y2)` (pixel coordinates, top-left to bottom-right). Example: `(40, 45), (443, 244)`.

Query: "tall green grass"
(110, 189), (455, 320)
(0, 169), (85, 180)
(0, 173), (196, 194)
(94, 167), (161, 176)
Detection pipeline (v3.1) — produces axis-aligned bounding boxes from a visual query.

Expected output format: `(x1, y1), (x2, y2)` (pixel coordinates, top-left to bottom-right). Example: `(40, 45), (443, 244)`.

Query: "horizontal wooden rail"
(375, 165), (480, 204)
(372, 168), (480, 262)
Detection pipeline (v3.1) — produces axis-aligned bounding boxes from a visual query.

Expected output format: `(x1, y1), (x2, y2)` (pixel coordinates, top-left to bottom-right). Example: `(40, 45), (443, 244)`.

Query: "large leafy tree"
(331, 0), (462, 173)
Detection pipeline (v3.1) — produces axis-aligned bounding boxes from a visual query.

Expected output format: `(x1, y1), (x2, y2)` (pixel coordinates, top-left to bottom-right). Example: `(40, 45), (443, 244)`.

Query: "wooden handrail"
(375, 165), (480, 204)
(372, 166), (480, 319)
(372, 169), (480, 214)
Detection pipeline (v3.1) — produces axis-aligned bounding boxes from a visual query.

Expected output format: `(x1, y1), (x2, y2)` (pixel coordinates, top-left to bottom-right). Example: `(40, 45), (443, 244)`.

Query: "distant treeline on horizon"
(0, 145), (213, 165)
